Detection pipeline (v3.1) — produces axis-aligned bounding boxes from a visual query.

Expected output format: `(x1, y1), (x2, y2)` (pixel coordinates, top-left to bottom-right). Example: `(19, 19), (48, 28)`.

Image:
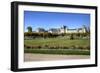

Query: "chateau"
(36, 25), (87, 34)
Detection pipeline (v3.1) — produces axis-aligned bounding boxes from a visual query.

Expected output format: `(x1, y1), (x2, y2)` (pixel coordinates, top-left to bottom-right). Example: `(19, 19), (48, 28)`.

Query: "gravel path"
(24, 53), (90, 62)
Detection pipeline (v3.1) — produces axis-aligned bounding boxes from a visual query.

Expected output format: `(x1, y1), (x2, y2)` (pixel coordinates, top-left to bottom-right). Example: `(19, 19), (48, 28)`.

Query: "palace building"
(36, 25), (87, 34)
(48, 25), (87, 34)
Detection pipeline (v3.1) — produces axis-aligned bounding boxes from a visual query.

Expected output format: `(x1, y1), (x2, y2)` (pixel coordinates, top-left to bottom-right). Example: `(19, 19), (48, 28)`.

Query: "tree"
(63, 25), (66, 34)
(27, 26), (32, 32)
(70, 34), (74, 40)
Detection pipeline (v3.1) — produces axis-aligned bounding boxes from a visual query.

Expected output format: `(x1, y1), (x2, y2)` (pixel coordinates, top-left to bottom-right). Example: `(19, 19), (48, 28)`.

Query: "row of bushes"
(24, 32), (59, 38)
(24, 44), (90, 50)
(24, 32), (90, 38)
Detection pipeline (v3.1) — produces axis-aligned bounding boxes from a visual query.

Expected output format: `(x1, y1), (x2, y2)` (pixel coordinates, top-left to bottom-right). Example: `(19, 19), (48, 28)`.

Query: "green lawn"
(24, 38), (90, 48)
(24, 49), (90, 55)
(24, 38), (90, 55)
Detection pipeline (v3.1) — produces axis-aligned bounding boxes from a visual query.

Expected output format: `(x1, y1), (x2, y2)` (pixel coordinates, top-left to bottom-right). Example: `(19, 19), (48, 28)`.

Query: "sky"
(24, 11), (90, 32)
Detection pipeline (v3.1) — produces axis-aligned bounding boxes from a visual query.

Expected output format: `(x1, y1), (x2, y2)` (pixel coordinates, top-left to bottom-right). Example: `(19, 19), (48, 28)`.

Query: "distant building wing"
(35, 25), (87, 33)
(36, 28), (46, 32)
(48, 28), (60, 33)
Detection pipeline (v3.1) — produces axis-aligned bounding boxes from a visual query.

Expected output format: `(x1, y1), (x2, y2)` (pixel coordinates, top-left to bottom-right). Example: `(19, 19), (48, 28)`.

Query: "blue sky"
(24, 11), (90, 32)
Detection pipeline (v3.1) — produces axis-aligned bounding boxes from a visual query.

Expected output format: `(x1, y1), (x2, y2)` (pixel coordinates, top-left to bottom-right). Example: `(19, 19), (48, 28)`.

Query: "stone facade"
(36, 25), (87, 33)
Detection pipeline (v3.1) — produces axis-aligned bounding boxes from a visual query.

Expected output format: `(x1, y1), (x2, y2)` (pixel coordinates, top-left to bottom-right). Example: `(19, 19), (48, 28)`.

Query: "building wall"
(60, 28), (65, 33)
(66, 29), (78, 33)
(35, 26), (86, 33)
(61, 26), (86, 33)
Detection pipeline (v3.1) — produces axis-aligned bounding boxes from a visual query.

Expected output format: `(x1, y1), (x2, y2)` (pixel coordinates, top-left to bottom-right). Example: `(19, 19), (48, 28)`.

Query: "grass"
(24, 38), (90, 48)
(24, 37), (90, 55)
(24, 48), (90, 55)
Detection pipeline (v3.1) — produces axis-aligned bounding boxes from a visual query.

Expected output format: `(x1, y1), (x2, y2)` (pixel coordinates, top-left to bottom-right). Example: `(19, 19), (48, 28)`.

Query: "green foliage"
(70, 34), (74, 40)
(24, 32), (60, 38)
(27, 26), (32, 32)
(24, 32), (90, 39)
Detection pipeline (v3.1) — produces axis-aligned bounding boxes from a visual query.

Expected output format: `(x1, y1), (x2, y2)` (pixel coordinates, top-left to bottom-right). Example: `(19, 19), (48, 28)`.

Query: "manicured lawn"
(24, 38), (90, 55)
(24, 38), (90, 48)
(24, 49), (90, 55)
